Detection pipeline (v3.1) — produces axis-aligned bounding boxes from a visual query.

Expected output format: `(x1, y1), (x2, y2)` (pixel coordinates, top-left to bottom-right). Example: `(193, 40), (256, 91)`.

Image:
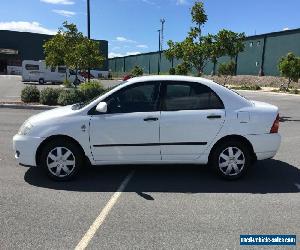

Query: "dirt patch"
(205, 75), (300, 88)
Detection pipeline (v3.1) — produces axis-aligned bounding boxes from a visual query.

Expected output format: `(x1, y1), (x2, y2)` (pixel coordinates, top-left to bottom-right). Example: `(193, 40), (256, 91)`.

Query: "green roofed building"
(108, 28), (300, 76)
(0, 30), (108, 74)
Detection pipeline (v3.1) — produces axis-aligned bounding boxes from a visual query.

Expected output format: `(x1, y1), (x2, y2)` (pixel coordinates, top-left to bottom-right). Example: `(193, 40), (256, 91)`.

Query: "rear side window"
(105, 82), (159, 113)
(25, 64), (39, 70)
(162, 81), (224, 111)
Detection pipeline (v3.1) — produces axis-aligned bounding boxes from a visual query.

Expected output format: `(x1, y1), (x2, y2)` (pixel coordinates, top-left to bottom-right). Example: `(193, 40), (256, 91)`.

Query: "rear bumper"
(13, 134), (43, 166)
(245, 133), (281, 160)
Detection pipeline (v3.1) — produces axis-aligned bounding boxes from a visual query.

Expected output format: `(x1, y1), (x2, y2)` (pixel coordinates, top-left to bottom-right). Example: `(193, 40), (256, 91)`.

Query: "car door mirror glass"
(96, 102), (107, 113)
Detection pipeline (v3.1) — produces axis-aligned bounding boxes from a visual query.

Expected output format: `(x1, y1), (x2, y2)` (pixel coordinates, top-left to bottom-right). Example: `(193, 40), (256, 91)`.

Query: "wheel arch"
(36, 134), (88, 166)
(208, 134), (256, 164)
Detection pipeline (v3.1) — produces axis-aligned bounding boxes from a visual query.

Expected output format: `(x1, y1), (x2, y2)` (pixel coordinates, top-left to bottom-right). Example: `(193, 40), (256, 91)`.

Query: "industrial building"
(0, 30), (108, 74)
(108, 28), (300, 76)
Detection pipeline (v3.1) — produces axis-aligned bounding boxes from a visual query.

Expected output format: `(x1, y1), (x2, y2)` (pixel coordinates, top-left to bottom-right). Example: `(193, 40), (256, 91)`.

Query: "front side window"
(105, 82), (159, 113)
(25, 64), (39, 70)
(58, 66), (66, 73)
(162, 81), (224, 111)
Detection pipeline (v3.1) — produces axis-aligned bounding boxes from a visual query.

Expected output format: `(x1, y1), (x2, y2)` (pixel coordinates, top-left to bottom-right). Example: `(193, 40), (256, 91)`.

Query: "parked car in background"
(13, 75), (281, 181)
(22, 60), (84, 85)
(123, 74), (132, 81)
(79, 71), (95, 79)
(79, 70), (110, 79)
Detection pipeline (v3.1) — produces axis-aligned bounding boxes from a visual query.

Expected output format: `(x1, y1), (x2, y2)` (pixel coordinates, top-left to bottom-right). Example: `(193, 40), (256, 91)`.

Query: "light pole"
(87, 0), (91, 81)
(158, 29), (161, 75)
(87, 0), (90, 39)
(160, 18), (165, 51)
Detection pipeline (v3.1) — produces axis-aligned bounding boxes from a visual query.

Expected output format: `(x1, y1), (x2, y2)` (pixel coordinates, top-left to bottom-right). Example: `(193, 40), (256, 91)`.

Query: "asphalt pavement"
(0, 91), (299, 249)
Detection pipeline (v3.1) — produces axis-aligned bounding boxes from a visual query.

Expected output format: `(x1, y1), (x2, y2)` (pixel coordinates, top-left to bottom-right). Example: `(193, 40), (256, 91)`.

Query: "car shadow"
(279, 116), (300, 122)
(24, 159), (300, 194)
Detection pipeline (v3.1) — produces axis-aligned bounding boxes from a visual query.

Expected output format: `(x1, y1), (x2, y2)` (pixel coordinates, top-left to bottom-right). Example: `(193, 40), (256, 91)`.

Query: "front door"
(90, 82), (161, 162)
(159, 81), (225, 161)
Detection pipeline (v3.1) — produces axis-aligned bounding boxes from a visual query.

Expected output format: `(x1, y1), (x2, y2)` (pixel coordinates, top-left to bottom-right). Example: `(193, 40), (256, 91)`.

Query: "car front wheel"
(40, 139), (83, 181)
(211, 140), (251, 180)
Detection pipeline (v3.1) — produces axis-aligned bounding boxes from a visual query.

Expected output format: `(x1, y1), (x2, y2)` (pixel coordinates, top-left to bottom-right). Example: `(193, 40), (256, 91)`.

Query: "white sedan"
(13, 75), (281, 180)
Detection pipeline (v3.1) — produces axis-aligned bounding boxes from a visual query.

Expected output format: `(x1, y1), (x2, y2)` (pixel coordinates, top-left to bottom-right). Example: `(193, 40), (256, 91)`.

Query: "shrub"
(278, 52), (300, 89)
(57, 89), (84, 106)
(169, 67), (176, 75)
(21, 86), (40, 103)
(131, 66), (143, 77)
(218, 61), (236, 76)
(63, 79), (73, 88)
(40, 87), (62, 105)
(231, 84), (261, 91)
(290, 88), (299, 94)
(79, 81), (105, 101)
(175, 63), (189, 75)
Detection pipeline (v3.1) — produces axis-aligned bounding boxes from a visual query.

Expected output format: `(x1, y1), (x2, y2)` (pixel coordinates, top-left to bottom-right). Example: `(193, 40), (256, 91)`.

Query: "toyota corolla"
(13, 75), (281, 180)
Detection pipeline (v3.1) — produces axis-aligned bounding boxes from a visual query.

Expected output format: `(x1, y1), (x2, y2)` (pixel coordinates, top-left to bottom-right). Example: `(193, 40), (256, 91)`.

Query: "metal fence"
(109, 28), (300, 77)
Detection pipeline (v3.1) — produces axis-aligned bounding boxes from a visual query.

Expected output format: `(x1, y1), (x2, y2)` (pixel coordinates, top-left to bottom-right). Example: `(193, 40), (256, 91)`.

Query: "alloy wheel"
(46, 147), (76, 178)
(218, 146), (245, 176)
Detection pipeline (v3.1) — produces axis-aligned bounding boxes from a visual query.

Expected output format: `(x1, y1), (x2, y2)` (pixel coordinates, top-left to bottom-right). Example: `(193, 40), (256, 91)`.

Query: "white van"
(22, 60), (84, 85)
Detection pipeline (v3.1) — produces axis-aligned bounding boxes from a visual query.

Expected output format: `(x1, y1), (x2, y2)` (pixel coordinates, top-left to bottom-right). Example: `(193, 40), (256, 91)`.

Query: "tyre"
(210, 140), (251, 180)
(39, 78), (45, 84)
(39, 139), (83, 181)
(73, 78), (80, 86)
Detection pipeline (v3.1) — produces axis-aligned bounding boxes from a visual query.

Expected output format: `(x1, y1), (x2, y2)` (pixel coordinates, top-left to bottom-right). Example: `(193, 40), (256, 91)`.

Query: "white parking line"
(75, 170), (135, 250)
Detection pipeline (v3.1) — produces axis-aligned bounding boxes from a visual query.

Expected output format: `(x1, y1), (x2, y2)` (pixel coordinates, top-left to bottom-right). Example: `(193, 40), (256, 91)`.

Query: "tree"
(175, 62), (189, 75)
(278, 52), (300, 89)
(44, 22), (104, 82)
(131, 66), (143, 77)
(165, 1), (245, 76)
(207, 30), (245, 76)
(202, 34), (222, 76)
(191, 1), (207, 41)
(216, 29), (245, 61)
(165, 1), (210, 76)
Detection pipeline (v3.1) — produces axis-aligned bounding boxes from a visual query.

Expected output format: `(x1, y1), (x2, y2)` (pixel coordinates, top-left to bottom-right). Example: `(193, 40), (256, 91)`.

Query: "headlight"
(18, 122), (33, 135)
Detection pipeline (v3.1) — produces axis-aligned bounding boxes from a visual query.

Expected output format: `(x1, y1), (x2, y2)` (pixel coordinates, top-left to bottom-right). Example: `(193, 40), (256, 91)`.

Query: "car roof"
(127, 75), (214, 86)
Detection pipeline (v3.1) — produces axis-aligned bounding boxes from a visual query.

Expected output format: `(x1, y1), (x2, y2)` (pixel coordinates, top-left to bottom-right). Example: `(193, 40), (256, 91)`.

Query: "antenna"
(160, 18), (165, 51)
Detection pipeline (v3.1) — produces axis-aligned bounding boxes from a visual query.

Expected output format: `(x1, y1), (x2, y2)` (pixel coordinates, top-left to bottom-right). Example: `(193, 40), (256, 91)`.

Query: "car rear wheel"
(40, 139), (83, 181)
(38, 78), (45, 84)
(211, 140), (251, 180)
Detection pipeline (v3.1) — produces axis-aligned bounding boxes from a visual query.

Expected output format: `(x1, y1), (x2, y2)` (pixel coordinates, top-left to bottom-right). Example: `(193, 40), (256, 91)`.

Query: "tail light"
(270, 114), (280, 133)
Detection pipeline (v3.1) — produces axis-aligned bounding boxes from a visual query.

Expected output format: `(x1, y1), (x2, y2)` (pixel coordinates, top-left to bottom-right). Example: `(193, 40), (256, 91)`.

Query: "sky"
(0, 0), (299, 58)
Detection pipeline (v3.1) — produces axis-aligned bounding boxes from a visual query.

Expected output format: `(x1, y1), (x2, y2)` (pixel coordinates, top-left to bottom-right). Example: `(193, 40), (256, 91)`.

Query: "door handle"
(144, 117), (159, 122)
(207, 115), (222, 119)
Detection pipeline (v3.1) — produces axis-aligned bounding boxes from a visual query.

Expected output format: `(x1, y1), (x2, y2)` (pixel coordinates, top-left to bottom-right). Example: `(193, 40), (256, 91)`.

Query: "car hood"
(28, 105), (76, 125)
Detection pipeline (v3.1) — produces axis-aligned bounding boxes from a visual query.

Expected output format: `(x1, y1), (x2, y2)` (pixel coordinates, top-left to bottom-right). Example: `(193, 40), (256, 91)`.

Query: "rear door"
(160, 81), (225, 161)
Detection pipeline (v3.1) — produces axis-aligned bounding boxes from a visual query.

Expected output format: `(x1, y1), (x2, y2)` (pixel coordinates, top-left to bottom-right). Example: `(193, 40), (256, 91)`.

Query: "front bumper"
(13, 134), (44, 166)
(245, 133), (281, 160)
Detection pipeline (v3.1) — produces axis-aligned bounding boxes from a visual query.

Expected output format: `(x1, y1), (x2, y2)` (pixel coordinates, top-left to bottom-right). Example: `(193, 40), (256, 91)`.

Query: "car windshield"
(71, 81), (127, 110)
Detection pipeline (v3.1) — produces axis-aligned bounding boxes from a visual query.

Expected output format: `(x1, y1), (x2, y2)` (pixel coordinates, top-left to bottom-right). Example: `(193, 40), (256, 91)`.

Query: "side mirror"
(96, 102), (107, 113)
